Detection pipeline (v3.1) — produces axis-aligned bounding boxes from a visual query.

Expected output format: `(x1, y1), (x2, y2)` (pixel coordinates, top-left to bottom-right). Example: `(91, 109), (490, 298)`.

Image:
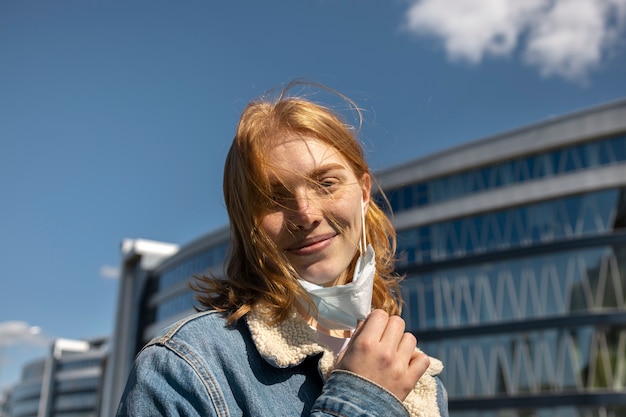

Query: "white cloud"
(99, 264), (120, 280)
(0, 322), (50, 391)
(403, 0), (626, 81)
(524, 0), (626, 80)
(0, 321), (49, 348)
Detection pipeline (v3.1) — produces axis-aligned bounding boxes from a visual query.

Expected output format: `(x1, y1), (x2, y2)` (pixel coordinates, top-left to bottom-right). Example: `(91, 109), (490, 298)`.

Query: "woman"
(116, 82), (448, 417)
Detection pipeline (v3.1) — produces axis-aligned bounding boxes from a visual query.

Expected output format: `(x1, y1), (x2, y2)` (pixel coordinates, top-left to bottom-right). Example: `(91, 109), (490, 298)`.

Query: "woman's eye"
(271, 192), (289, 203)
(267, 187), (290, 205)
(315, 179), (339, 195)
(318, 178), (337, 188)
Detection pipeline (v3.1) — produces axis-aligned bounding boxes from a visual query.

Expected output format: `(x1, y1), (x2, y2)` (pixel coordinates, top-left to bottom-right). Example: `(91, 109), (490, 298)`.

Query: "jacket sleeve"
(310, 370), (410, 417)
(115, 345), (222, 417)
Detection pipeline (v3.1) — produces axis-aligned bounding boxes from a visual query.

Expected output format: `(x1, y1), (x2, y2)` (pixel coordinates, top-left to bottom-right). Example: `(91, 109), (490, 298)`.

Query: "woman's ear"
(361, 173), (371, 210)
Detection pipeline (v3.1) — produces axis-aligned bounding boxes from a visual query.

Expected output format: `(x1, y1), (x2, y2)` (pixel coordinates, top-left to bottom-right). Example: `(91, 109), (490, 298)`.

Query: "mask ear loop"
(360, 198), (367, 255)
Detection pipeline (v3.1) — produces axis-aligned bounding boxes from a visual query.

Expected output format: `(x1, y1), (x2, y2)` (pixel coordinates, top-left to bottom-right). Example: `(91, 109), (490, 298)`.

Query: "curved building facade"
(380, 99), (626, 416)
(101, 234), (228, 417)
(7, 338), (107, 417)
(8, 360), (46, 417)
(102, 99), (626, 417)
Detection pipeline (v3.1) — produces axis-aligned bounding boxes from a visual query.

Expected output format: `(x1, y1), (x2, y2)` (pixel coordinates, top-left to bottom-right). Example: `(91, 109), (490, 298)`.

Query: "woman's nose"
(289, 191), (322, 229)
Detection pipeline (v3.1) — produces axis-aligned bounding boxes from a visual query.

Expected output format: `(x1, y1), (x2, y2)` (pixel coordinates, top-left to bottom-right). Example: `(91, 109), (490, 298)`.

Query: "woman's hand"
(335, 309), (430, 401)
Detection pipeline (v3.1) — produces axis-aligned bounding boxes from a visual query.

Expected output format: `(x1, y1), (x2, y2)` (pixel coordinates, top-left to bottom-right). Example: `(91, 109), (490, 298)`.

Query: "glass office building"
(101, 236), (225, 417)
(383, 99), (626, 416)
(7, 338), (107, 417)
(7, 360), (46, 417)
(102, 99), (626, 417)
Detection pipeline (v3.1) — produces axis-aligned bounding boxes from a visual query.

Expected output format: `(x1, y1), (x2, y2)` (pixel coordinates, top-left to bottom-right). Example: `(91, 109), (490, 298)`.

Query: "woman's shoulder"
(141, 310), (242, 354)
(161, 310), (229, 334)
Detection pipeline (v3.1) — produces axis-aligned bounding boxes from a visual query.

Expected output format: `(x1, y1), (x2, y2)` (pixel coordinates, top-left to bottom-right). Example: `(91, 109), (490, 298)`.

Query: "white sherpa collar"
(246, 308), (336, 378)
(245, 309), (445, 417)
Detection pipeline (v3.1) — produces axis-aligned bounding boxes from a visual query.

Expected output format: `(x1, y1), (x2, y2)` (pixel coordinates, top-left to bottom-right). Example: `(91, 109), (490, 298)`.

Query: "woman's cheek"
(259, 212), (284, 242)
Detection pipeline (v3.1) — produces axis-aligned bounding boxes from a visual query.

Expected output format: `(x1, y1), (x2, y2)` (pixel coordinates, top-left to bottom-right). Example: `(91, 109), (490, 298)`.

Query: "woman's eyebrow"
(310, 163), (347, 177)
(268, 163), (347, 188)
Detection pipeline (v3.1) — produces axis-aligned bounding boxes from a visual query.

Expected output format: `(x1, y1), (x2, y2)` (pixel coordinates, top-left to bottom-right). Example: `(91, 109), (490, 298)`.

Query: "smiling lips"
(287, 233), (337, 255)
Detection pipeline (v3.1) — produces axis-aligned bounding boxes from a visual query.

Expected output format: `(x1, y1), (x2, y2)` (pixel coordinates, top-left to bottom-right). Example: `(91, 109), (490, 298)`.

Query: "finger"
(380, 315), (406, 348)
(397, 332), (418, 356)
(357, 309), (389, 341)
(408, 349), (431, 377)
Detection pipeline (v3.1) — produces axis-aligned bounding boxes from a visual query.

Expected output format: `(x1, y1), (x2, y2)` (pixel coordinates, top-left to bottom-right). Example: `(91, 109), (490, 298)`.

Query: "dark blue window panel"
(567, 147), (579, 170)
(400, 189), (620, 266)
(417, 183), (429, 206)
(447, 221), (459, 255)
(609, 134), (626, 162)
(388, 190), (401, 213)
(418, 226), (430, 240)
(598, 140), (614, 164)
(381, 134), (626, 216)
(478, 167), (490, 191)
(402, 186), (414, 209)
(513, 158), (530, 182)
(579, 142), (597, 167)
(550, 149), (562, 175)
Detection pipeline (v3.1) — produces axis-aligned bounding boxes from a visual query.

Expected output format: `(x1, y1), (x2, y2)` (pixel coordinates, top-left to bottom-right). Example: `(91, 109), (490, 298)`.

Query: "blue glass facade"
(403, 244), (626, 329)
(391, 132), (626, 416)
(386, 134), (626, 214)
(397, 188), (623, 265)
(158, 242), (228, 292)
(7, 341), (106, 417)
(9, 360), (45, 417)
(150, 241), (229, 325)
(50, 350), (105, 417)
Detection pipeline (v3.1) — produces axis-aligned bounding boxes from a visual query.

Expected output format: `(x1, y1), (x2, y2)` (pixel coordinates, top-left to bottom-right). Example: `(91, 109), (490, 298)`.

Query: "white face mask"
(297, 199), (375, 331)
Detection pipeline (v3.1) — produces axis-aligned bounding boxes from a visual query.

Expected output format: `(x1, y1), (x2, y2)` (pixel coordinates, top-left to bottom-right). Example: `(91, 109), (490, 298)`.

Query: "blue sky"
(1, 0), (625, 391)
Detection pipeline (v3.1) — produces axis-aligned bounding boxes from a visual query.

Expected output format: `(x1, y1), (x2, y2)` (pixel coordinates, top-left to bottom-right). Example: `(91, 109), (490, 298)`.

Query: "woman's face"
(259, 135), (370, 287)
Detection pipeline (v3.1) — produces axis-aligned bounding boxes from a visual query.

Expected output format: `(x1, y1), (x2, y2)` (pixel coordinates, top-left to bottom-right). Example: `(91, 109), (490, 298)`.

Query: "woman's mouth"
(287, 233), (336, 256)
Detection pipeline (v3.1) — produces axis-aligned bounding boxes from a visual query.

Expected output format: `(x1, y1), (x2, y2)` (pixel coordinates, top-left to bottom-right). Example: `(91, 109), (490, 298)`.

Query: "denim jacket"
(116, 309), (448, 417)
